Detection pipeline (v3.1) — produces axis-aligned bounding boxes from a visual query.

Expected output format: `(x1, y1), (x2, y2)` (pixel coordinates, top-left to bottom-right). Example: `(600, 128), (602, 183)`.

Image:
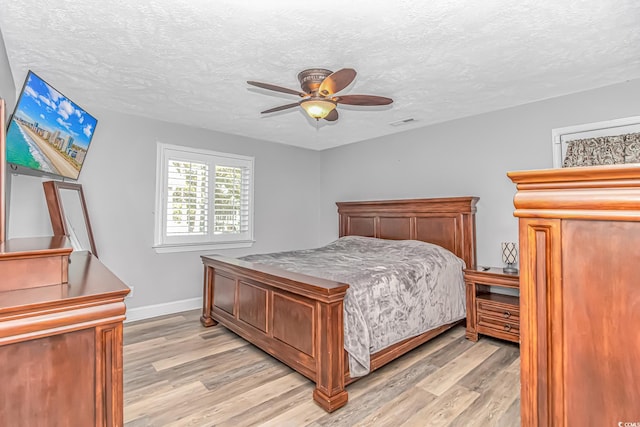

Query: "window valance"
(563, 132), (640, 167)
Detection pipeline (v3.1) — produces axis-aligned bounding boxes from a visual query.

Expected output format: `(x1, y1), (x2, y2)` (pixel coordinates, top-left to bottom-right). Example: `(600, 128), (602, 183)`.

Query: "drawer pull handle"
(504, 324), (512, 332)
(503, 311), (511, 319)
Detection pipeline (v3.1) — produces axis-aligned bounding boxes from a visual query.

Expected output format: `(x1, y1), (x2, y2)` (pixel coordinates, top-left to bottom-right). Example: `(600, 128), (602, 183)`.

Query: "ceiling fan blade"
(335, 94), (393, 106)
(324, 109), (339, 122)
(260, 103), (300, 114)
(319, 68), (356, 96)
(248, 81), (307, 97)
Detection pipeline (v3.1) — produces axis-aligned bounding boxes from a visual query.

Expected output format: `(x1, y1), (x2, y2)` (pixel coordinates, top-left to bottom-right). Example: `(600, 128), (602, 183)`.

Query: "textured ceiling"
(0, 0), (639, 150)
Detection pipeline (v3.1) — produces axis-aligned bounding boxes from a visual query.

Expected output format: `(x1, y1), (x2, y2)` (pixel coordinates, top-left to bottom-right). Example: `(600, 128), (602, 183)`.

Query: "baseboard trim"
(125, 297), (201, 323)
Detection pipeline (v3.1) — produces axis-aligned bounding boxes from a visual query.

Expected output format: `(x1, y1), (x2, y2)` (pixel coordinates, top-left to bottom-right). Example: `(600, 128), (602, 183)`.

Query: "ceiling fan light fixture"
(248, 68), (393, 124)
(300, 98), (337, 120)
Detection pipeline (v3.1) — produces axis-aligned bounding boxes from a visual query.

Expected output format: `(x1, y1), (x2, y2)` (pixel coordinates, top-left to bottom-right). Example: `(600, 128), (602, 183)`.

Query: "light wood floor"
(124, 310), (520, 426)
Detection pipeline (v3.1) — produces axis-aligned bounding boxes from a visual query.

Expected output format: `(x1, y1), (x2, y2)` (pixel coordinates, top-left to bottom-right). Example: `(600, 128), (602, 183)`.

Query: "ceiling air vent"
(389, 118), (417, 127)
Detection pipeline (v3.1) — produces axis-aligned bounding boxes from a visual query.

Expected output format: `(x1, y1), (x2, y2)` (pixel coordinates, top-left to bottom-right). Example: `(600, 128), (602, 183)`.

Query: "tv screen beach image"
(6, 71), (97, 180)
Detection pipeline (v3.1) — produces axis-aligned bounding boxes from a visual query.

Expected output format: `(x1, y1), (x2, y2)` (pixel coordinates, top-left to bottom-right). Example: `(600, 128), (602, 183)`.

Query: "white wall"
(0, 27), (19, 241)
(7, 107), (322, 310)
(0, 28), (14, 108)
(318, 78), (640, 268)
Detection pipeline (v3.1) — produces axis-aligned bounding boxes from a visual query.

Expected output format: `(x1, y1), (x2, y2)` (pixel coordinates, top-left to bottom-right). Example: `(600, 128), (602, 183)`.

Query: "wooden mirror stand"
(43, 180), (98, 257)
(1, 98), (6, 244)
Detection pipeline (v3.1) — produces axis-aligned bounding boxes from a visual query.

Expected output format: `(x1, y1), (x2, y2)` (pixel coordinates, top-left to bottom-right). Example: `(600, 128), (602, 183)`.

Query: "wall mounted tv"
(6, 71), (97, 180)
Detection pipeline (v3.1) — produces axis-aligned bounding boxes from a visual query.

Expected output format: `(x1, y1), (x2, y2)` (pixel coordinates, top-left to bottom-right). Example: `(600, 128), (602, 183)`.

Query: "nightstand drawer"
(477, 313), (520, 339)
(477, 297), (519, 322)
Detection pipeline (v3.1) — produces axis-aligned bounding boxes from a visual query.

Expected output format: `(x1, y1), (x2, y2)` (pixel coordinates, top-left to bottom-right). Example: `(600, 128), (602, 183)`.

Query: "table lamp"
(501, 242), (518, 274)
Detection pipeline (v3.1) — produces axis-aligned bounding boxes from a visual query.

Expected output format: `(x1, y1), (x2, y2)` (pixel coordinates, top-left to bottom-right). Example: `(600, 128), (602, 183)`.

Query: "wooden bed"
(200, 197), (478, 412)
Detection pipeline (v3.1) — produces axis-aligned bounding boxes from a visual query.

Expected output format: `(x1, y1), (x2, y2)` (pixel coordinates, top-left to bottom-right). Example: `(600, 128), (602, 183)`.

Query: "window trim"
(153, 142), (255, 253)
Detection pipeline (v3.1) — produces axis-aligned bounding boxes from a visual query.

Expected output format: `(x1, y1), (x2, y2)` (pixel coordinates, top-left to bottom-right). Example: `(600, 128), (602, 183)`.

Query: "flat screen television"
(6, 71), (97, 180)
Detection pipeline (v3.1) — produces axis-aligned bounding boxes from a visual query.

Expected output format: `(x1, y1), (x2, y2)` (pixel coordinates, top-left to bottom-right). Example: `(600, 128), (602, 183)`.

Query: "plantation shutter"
(166, 160), (209, 236)
(213, 165), (251, 234)
(155, 142), (254, 251)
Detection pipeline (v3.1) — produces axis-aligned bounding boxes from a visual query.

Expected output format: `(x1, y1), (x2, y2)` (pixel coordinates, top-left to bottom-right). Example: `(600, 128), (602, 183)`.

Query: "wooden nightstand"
(464, 267), (520, 343)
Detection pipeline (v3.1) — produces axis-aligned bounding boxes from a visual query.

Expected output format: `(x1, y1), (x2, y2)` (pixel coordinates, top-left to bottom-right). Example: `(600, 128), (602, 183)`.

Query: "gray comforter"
(240, 236), (466, 377)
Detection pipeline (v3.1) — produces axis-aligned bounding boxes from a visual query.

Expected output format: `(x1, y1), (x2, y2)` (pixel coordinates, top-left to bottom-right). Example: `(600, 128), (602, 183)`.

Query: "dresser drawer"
(477, 313), (520, 341)
(477, 296), (519, 322)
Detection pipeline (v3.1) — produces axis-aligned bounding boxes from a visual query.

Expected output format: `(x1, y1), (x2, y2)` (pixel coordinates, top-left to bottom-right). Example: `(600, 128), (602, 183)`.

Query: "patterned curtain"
(563, 132), (640, 167)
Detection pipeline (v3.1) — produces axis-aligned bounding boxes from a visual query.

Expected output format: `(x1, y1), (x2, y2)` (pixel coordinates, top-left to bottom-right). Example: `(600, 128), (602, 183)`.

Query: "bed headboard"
(336, 197), (478, 268)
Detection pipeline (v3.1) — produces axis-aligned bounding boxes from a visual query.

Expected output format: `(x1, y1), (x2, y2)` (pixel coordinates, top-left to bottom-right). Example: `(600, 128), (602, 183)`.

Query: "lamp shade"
(501, 242), (518, 264)
(300, 98), (337, 120)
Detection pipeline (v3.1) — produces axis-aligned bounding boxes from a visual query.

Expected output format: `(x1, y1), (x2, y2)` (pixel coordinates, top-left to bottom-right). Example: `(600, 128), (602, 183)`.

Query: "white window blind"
(213, 165), (250, 234)
(166, 160), (209, 237)
(154, 143), (254, 252)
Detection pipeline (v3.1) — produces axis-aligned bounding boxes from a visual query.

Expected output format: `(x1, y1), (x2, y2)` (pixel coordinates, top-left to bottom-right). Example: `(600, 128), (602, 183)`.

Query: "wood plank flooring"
(124, 310), (520, 426)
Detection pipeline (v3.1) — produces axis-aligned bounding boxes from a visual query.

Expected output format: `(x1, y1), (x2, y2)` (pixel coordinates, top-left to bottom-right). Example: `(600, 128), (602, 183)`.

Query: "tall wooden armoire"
(508, 165), (640, 426)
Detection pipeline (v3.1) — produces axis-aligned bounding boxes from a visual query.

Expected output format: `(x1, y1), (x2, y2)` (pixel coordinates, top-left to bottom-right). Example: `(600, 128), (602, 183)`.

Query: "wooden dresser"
(0, 246), (129, 426)
(509, 165), (640, 426)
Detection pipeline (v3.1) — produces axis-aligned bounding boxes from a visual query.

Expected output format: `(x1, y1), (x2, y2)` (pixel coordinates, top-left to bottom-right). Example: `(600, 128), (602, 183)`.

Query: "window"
(154, 143), (254, 253)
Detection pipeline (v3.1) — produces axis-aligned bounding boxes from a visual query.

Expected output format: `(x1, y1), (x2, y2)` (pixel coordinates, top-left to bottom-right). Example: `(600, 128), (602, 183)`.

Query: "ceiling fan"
(247, 68), (393, 122)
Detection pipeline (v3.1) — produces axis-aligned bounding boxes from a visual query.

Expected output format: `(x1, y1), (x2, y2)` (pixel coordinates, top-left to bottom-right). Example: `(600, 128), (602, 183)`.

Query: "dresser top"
(0, 236), (72, 259)
(0, 251), (129, 316)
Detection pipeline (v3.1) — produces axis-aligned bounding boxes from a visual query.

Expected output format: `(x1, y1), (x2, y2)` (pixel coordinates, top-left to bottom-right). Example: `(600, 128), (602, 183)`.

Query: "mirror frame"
(1, 98), (6, 243)
(43, 180), (98, 257)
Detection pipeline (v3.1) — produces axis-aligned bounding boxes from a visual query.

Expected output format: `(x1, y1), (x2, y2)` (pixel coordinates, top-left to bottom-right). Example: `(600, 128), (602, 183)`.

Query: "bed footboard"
(200, 255), (350, 412)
